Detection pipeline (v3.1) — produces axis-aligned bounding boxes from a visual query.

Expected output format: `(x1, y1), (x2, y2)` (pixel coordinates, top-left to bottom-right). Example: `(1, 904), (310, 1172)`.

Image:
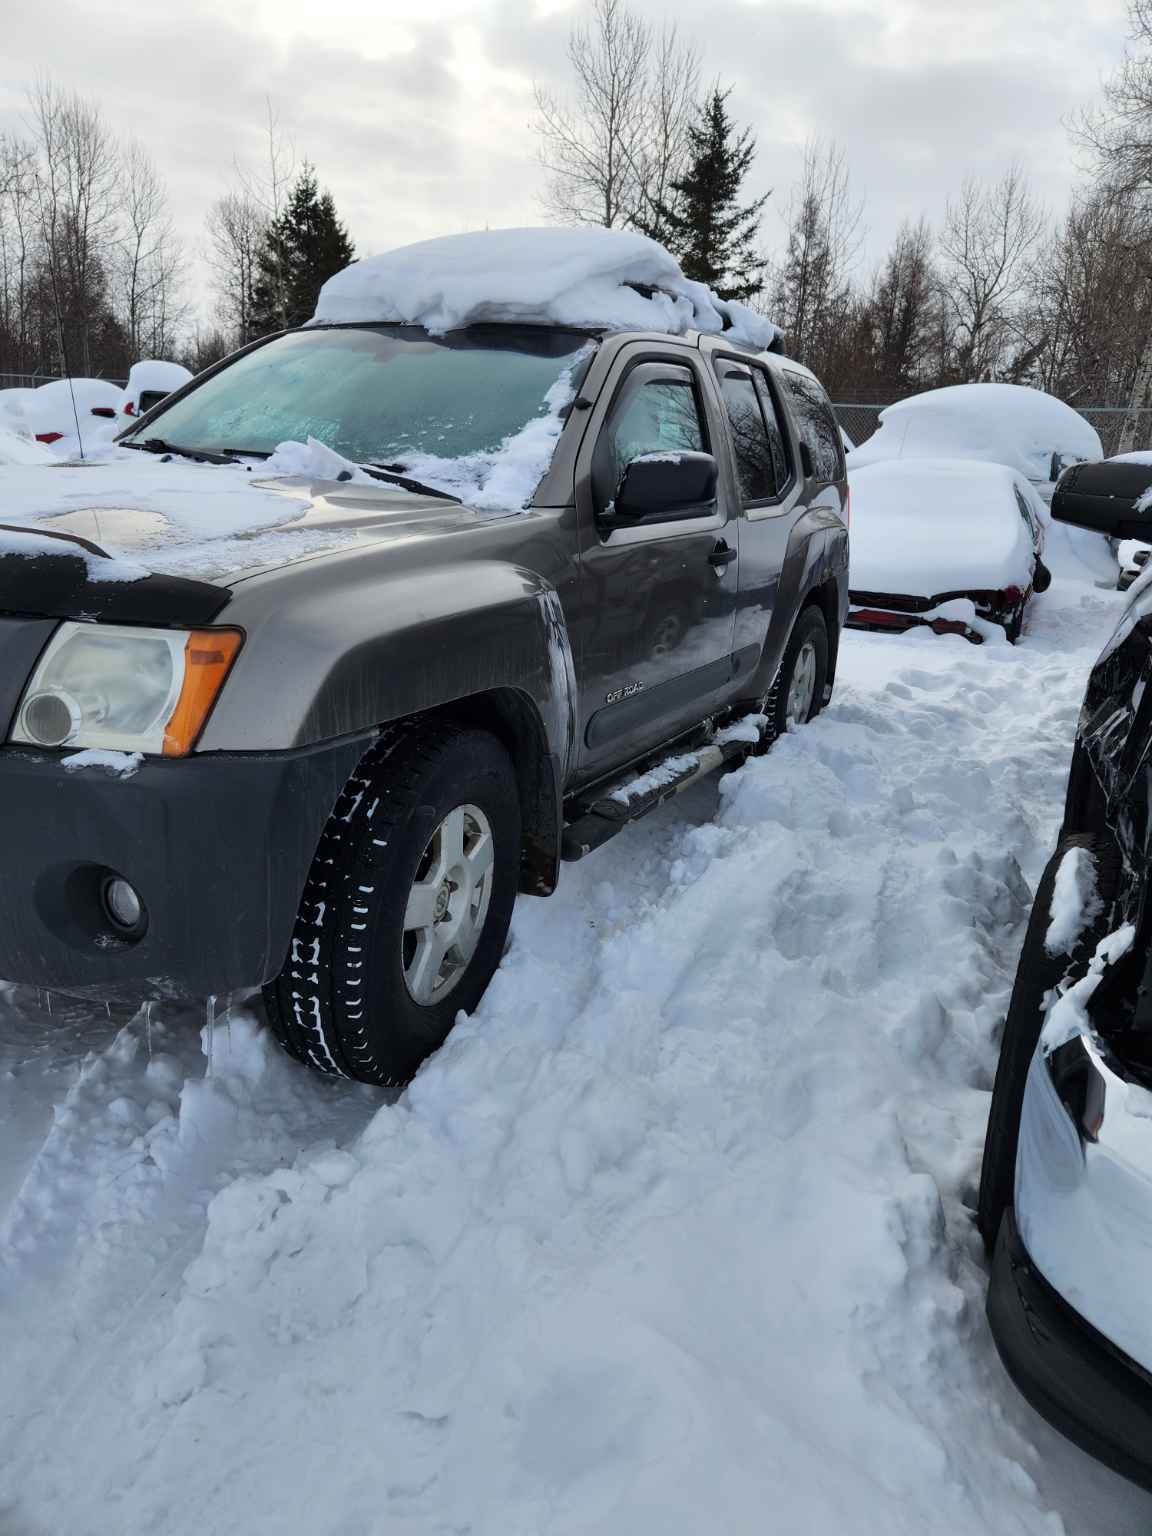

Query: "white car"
(850, 382), (1102, 504)
(847, 458), (1051, 643)
(119, 359), (193, 425)
(23, 379), (124, 454)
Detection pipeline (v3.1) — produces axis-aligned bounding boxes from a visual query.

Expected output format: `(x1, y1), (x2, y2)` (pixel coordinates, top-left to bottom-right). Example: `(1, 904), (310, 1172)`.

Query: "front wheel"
(263, 722), (521, 1085)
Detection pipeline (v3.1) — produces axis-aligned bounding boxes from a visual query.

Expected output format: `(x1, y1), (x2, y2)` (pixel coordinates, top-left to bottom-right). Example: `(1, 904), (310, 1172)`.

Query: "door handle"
(708, 542), (737, 568)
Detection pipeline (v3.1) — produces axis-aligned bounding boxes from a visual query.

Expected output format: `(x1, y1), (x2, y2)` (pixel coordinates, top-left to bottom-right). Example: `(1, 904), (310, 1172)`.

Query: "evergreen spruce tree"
(249, 164), (355, 334)
(659, 88), (768, 303)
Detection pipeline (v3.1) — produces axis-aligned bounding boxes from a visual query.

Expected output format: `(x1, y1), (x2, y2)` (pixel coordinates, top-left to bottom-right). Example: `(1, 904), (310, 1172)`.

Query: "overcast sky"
(0, 0), (1135, 322)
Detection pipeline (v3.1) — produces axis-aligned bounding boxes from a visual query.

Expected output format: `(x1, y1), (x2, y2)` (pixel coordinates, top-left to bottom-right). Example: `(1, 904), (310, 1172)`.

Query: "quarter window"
(782, 371), (844, 484)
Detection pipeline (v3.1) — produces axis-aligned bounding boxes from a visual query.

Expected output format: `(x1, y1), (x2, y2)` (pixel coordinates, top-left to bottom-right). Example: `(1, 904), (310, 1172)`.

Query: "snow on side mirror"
(1051, 461), (1152, 540)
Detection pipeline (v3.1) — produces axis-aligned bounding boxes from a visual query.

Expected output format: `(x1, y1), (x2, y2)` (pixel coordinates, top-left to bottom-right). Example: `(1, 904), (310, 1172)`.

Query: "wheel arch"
(428, 686), (563, 896)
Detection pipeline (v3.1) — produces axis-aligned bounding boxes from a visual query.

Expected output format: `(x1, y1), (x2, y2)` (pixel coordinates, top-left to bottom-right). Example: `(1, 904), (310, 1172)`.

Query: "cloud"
(0, 0), (1133, 322)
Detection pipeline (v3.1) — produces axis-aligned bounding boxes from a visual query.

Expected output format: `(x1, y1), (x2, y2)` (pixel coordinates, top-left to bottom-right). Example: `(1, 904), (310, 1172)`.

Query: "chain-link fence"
(834, 401), (1152, 459)
(0, 372), (126, 390)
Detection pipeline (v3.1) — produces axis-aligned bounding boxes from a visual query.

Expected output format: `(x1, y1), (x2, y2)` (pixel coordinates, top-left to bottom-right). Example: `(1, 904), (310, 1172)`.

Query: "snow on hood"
(848, 458), (1038, 596)
(850, 383), (1102, 483)
(310, 227), (780, 351)
(0, 451), (334, 580)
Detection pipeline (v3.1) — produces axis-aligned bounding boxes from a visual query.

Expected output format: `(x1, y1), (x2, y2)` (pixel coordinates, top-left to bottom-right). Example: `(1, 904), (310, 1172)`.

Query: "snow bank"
(0, 425), (55, 466)
(311, 227), (780, 350)
(848, 459), (1037, 595)
(1, 574), (1148, 1534)
(851, 383), (1102, 483)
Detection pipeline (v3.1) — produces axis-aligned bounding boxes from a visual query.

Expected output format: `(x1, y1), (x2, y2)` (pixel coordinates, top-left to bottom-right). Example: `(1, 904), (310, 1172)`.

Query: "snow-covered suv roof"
(310, 227), (781, 353)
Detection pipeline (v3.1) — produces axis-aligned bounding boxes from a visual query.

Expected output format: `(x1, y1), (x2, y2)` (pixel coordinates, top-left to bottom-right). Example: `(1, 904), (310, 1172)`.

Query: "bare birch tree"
(533, 0), (698, 233)
(937, 166), (1044, 381)
(27, 79), (123, 375)
(770, 141), (862, 382)
(206, 191), (266, 347)
(113, 139), (185, 358)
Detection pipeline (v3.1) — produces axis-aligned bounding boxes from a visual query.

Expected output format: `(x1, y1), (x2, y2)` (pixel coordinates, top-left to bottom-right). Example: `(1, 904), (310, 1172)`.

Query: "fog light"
(103, 876), (145, 933)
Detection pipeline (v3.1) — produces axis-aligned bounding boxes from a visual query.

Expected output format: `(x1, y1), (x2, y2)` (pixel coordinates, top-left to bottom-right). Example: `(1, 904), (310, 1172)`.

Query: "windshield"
(128, 325), (595, 467)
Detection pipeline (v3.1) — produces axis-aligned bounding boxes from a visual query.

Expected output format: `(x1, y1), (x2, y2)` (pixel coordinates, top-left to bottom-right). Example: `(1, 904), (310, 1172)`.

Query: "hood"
(0, 455), (511, 623)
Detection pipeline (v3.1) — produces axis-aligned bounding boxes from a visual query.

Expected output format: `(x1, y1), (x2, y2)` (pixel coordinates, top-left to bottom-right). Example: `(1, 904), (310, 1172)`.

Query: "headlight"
(9, 624), (243, 757)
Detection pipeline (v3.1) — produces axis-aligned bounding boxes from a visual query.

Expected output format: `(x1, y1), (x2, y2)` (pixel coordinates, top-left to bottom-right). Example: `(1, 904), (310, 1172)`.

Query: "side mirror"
(1052, 461), (1152, 540)
(1051, 450), (1086, 481)
(609, 451), (719, 526)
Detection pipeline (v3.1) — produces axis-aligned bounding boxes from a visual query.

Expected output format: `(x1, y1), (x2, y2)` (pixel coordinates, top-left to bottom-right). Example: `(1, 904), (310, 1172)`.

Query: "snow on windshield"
(311, 226), (780, 351)
(851, 383), (1102, 482)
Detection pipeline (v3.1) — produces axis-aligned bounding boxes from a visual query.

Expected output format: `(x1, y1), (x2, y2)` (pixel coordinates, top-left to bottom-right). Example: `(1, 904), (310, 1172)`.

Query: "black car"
(980, 458), (1152, 1492)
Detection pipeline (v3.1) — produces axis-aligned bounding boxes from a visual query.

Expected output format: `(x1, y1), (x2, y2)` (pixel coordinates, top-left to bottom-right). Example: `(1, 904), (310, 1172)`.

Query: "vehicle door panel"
(572, 348), (741, 777)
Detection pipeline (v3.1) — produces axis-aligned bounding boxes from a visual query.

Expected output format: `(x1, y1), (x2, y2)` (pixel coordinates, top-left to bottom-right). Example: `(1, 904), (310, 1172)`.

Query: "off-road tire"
(263, 722), (521, 1085)
(976, 830), (1120, 1252)
(762, 605), (831, 748)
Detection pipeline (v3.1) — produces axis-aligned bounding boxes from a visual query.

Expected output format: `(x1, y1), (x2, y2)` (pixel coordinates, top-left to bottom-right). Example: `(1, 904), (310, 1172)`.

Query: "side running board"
(561, 735), (752, 861)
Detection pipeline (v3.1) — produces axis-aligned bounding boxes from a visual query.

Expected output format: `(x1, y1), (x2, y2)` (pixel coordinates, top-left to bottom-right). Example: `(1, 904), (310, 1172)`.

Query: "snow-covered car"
(23, 378), (123, 452)
(850, 382), (1101, 504)
(119, 359), (193, 424)
(0, 426), (56, 466)
(846, 458), (1050, 642)
(980, 456), (1152, 1494)
(0, 225), (847, 1087)
(0, 386), (36, 435)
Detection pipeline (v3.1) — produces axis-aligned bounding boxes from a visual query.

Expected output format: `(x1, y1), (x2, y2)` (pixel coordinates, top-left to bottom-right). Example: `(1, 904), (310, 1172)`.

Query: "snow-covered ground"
(2, 521), (1150, 1535)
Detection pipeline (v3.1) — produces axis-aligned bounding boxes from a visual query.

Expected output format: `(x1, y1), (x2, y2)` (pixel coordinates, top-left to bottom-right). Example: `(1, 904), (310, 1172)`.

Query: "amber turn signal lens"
(162, 629), (244, 757)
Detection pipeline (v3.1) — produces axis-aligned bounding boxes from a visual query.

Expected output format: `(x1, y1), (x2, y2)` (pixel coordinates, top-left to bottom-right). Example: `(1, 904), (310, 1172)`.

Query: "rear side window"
(717, 363), (789, 503)
(781, 372), (844, 484)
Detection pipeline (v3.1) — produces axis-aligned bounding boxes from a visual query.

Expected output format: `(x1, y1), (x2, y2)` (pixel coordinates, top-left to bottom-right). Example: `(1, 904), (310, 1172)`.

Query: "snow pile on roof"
(0, 425), (55, 467)
(848, 458), (1038, 595)
(851, 383), (1102, 482)
(311, 227), (780, 350)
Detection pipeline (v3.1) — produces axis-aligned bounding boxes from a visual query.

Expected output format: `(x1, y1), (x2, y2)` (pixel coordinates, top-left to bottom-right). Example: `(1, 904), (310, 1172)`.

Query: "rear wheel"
(263, 721), (521, 1085)
(764, 606), (830, 745)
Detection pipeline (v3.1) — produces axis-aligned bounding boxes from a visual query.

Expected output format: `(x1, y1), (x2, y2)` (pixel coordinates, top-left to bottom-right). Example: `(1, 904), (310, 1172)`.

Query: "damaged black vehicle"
(979, 457), (1152, 1493)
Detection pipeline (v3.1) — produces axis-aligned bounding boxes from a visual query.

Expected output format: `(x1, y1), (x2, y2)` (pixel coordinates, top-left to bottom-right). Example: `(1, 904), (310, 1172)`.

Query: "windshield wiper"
(362, 465), (461, 503)
(122, 438), (241, 466)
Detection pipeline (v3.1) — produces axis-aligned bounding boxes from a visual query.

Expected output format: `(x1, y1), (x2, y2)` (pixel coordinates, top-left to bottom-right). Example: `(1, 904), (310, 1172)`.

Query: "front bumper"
(0, 735), (371, 1001)
(988, 1211), (1152, 1495)
(988, 1030), (1152, 1490)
